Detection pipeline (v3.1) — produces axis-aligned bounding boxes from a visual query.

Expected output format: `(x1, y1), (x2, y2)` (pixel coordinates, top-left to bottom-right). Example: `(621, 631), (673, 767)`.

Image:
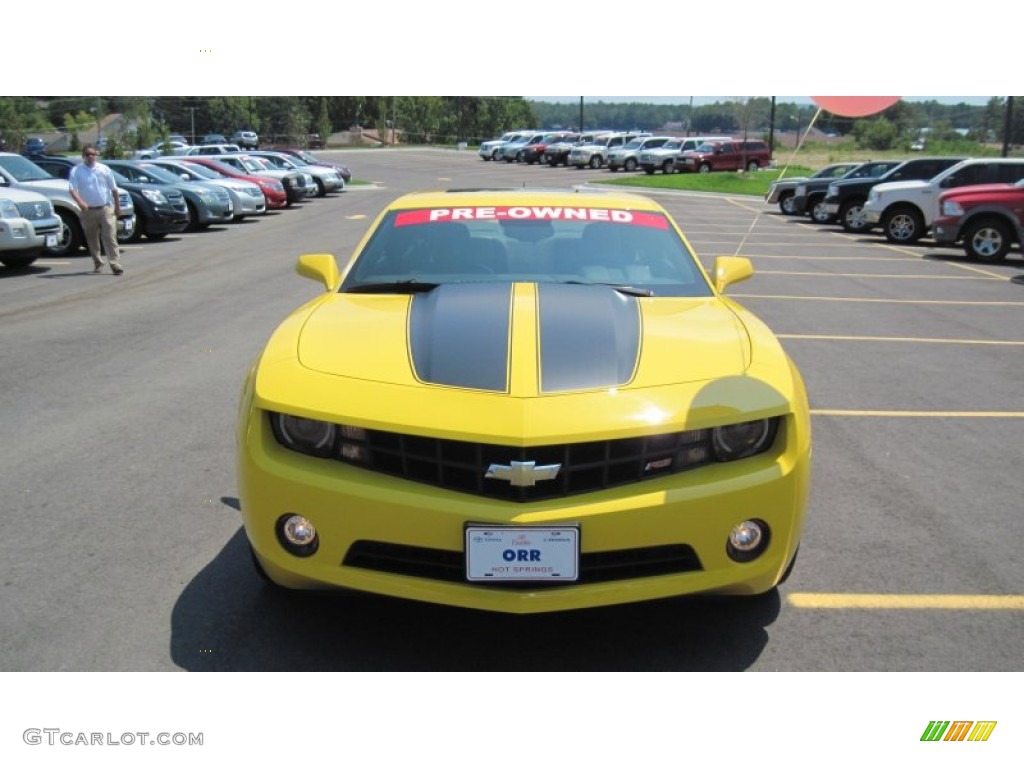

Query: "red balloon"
(811, 96), (901, 117)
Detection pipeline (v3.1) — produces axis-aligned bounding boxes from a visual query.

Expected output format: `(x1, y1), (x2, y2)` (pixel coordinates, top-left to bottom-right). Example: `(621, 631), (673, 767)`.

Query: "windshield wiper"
(345, 280), (440, 294)
(563, 281), (654, 297)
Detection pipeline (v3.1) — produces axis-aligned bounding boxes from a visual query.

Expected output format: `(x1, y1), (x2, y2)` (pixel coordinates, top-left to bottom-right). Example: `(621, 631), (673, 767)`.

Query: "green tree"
(854, 117), (899, 150)
(316, 98), (332, 147)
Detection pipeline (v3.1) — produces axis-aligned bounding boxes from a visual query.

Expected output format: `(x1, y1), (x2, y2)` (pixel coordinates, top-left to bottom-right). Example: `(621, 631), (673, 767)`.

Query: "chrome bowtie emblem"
(485, 460), (562, 487)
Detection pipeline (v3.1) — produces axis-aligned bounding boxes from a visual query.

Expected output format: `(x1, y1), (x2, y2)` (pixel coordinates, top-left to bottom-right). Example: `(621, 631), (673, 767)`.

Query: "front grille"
(16, 201), (53, 220)
(334, 426), (716, 502)
(343, 541), (702, 588)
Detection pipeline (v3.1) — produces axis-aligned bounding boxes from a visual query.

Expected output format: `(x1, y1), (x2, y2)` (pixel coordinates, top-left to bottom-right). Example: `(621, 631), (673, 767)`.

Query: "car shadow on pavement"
(169, 501), (780, 672)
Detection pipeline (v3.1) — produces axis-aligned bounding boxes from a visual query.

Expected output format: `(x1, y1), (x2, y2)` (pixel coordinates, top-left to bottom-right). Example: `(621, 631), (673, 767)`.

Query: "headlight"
(141, 189), (168, 204)
(827, 184), (838, 196)
(270, 413), (337, 458)
(711, 419), (779, 461)
(795, 184), (806, 196)
(0, 199), (19, 219)
(868, 189), (879, 203)
(941, 200), (964, 216)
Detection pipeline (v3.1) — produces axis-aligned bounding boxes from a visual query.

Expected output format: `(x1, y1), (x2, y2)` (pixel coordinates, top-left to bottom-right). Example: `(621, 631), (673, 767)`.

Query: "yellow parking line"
(733, 294), (1024, 307)
(757, 270), (1001, 280)
(811, 410), (1024, 418)
(780, 334), (1024, 346)
(788, 593), (1024, 610)
(831, 234), (1013, 279)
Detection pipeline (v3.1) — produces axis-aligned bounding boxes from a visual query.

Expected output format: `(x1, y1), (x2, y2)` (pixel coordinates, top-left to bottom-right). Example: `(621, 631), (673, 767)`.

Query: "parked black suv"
(823, 157), (966, 233)
(790, 161), (901, 223)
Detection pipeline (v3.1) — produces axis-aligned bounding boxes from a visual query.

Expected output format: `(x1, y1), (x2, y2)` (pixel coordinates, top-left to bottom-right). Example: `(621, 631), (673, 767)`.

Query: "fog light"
(276, 514), (319, 557)
(727, 519), (770, 563)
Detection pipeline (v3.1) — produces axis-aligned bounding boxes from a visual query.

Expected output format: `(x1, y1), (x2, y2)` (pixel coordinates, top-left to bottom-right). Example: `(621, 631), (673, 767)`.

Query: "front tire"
(963, 218), (1012, 262)
(0, 252), (39, 269)
(779, 192), (797, 215)
(882, 205), (924, 244)
(116, 215), (137, 244)
(48, 209), (83, 256)
(698, 163), (712, 174)
(589, 156), (601, 169)
(839, 199), (870, 232)
(624, 158), (637, 172)
(746, 160), (760, 172)
(810, 197), (834, 224)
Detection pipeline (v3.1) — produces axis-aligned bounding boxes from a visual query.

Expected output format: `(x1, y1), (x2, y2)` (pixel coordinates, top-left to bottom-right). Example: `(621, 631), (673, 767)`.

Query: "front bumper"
(932, 219), (963, 245)
(143, 206), (190, 235)
(862, 205), (883, 224)
(196, 199), (234, 224)
(238, 405), (810, 614)
(0, 214), (60, 251)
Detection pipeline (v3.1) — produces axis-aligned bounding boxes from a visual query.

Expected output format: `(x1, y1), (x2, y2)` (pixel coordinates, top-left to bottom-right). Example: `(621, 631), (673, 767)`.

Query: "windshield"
(341, 207), (712, 298)
(621, 140), (643, 150)
(254, 154), (288, 168)
(693, 143), (716, 152)
(0, 155), (54, 182)
(173, 162), (220, 179)
(236, 157), (268, 173)
(135, 164), (185, 184)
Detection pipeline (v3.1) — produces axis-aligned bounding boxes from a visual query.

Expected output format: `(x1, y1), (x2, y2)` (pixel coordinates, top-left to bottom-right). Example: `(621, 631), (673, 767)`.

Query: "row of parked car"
(478, 129), (773, 174)
(0, 147), (351, 270)
(766, 156), (1024, 262)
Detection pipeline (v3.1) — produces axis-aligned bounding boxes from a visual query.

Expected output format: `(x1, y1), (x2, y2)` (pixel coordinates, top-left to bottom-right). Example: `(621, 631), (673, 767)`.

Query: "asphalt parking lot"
(1, 148), (1022, 671)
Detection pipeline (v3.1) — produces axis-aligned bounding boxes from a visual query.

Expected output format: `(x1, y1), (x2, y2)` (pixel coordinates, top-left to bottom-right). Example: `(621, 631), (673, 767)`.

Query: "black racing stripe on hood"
(538, 283), (641, 393)
(409, 283), (512, 392)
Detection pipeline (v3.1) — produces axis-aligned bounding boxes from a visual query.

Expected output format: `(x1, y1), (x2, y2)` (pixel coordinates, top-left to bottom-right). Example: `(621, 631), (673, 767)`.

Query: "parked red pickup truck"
(932, 179), (1024, 262)
(678, 139), (772, 173)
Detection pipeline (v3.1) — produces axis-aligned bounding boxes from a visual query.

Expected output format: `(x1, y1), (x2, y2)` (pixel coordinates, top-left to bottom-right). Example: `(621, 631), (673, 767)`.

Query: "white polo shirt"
(69, 162), (117, 208)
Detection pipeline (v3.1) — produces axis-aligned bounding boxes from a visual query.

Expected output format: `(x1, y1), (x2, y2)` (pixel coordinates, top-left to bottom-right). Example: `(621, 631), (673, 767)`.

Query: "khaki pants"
(82, 206), (122, 271)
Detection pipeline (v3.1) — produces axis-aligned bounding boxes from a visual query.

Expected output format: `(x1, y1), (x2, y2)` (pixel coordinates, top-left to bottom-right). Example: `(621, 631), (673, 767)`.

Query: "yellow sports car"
(237, 189), (811, 613)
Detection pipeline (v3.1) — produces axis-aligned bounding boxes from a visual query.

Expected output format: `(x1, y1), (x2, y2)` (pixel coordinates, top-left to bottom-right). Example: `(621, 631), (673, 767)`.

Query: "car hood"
(942, 183), (1021, 200)
(250, 283), (807, 443)
(872, 179), (929, 195)
(294, 283), (749, 392)
(18, 178), (73, 196)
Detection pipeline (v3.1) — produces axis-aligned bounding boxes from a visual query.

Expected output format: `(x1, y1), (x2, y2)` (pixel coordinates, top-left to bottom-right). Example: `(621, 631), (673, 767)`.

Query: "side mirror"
(296, 253), (339, 291)
(713, 256), (754, 293)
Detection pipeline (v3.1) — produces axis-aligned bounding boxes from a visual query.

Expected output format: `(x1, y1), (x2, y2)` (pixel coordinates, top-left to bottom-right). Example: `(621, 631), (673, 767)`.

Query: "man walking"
(68, 144), (124, 275)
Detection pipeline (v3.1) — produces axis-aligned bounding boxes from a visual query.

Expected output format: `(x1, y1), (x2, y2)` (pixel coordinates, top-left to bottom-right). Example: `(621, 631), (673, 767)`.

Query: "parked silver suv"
(0, 186), (61, 269)
(607, 136), (672, 172)
(568, 132), (648, 169)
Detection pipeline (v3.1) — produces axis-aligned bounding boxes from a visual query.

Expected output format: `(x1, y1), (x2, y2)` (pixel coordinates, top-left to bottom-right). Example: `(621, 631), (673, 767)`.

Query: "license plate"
(465, 525), (579, 582)
(45, 233), (57, 247)
(118, 215), (135, 232)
